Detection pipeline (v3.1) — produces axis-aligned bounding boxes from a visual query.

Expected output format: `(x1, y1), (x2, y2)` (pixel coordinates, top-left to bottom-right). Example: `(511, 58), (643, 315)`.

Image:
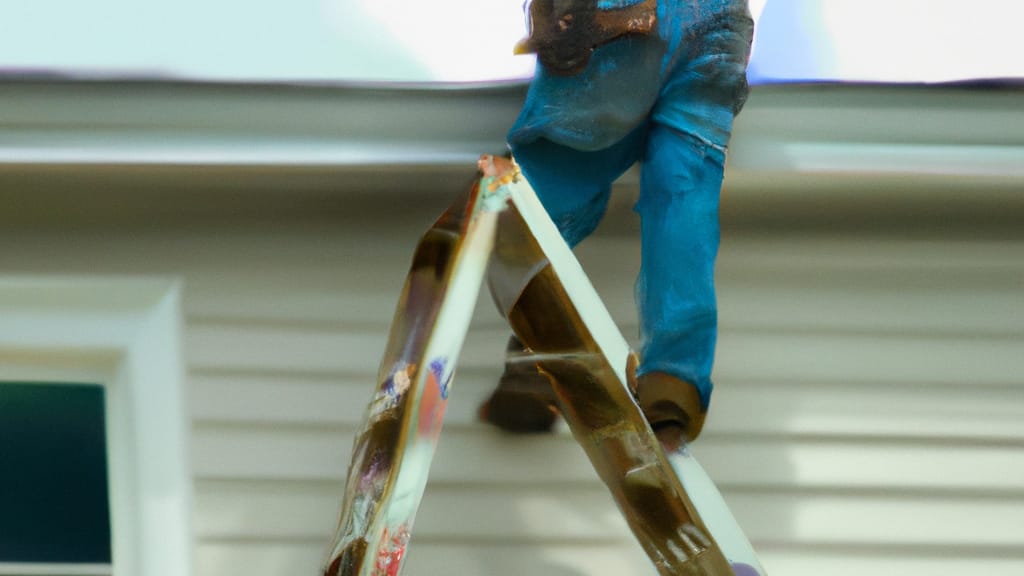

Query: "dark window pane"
(0, 383), (112, 564)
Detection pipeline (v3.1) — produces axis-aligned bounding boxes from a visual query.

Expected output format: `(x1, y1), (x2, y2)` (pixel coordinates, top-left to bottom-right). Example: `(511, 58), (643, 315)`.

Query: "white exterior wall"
(2, 83), (1023, 576)
(2, 193), (1022, 576)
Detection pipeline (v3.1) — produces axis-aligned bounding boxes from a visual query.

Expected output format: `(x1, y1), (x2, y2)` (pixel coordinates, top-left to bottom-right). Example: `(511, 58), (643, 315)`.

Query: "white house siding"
(1, 176), (1023, 576)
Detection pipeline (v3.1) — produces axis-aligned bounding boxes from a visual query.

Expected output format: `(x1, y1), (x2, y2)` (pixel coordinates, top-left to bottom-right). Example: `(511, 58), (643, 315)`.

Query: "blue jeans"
(509, 0), (753, 409)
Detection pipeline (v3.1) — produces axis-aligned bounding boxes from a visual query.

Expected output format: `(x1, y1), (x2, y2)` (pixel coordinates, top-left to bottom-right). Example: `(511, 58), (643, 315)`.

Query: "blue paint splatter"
(380, 364), (412, 409)
(429, 358), (452, 399)
(730, 563), (760, 576)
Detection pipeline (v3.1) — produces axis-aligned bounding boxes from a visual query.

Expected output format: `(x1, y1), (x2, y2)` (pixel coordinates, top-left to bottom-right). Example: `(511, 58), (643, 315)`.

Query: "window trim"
(0, 277), (192, 576)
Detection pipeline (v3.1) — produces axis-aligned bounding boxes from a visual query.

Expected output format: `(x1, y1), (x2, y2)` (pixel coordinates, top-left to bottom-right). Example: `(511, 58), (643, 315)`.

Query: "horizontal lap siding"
(181, 228), (1024, 576)
(194, 541), (1024, 576)
(189, 370), (1024, 440)
(5, 204), (1022, 576)
(193, 479), (1024, 548)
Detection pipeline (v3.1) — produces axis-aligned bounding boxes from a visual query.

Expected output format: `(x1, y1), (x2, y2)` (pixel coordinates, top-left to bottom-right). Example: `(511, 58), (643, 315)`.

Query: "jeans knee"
(637, 126), (726, 209)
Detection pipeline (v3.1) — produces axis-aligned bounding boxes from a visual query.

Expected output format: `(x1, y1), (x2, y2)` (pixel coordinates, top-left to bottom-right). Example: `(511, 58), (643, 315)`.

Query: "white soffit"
(0, 82), (1021, 189)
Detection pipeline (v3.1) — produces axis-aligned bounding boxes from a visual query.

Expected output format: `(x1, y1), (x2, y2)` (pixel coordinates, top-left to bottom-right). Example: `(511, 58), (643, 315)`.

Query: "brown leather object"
(515, 0), (657, 75)
(478, 337), (560, 433)
(628, 360), (707, 447)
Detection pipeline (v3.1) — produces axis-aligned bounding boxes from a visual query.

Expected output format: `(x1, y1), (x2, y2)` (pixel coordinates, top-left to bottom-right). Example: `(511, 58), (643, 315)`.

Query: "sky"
(748, 0), (1024, 84)
(0, 0), (1020, 84)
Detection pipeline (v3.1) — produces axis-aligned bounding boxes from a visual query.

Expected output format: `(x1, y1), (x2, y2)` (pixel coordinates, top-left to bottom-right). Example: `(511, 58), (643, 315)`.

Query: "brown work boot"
(478, 336), (560, 433)
(629, 367), (707, 450)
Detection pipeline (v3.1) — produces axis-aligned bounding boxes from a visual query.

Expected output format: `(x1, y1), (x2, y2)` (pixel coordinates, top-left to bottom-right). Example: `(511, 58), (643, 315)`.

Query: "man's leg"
(632, 2), (752, 443)
(480, 129), (645, 432)
(633, 123), (727, 443)
(511, 129), (647, 247)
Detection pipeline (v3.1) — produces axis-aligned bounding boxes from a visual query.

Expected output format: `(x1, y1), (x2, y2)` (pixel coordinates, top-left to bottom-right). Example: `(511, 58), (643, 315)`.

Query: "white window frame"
(0, 277), (192, 576)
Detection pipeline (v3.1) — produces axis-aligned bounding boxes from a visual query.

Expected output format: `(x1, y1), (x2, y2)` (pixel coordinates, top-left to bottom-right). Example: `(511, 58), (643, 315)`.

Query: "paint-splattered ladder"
(323, 156), (765, 576)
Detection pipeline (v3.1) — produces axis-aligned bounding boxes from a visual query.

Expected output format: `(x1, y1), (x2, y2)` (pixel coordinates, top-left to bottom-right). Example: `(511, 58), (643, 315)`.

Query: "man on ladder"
(481, 0), (756, 449)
